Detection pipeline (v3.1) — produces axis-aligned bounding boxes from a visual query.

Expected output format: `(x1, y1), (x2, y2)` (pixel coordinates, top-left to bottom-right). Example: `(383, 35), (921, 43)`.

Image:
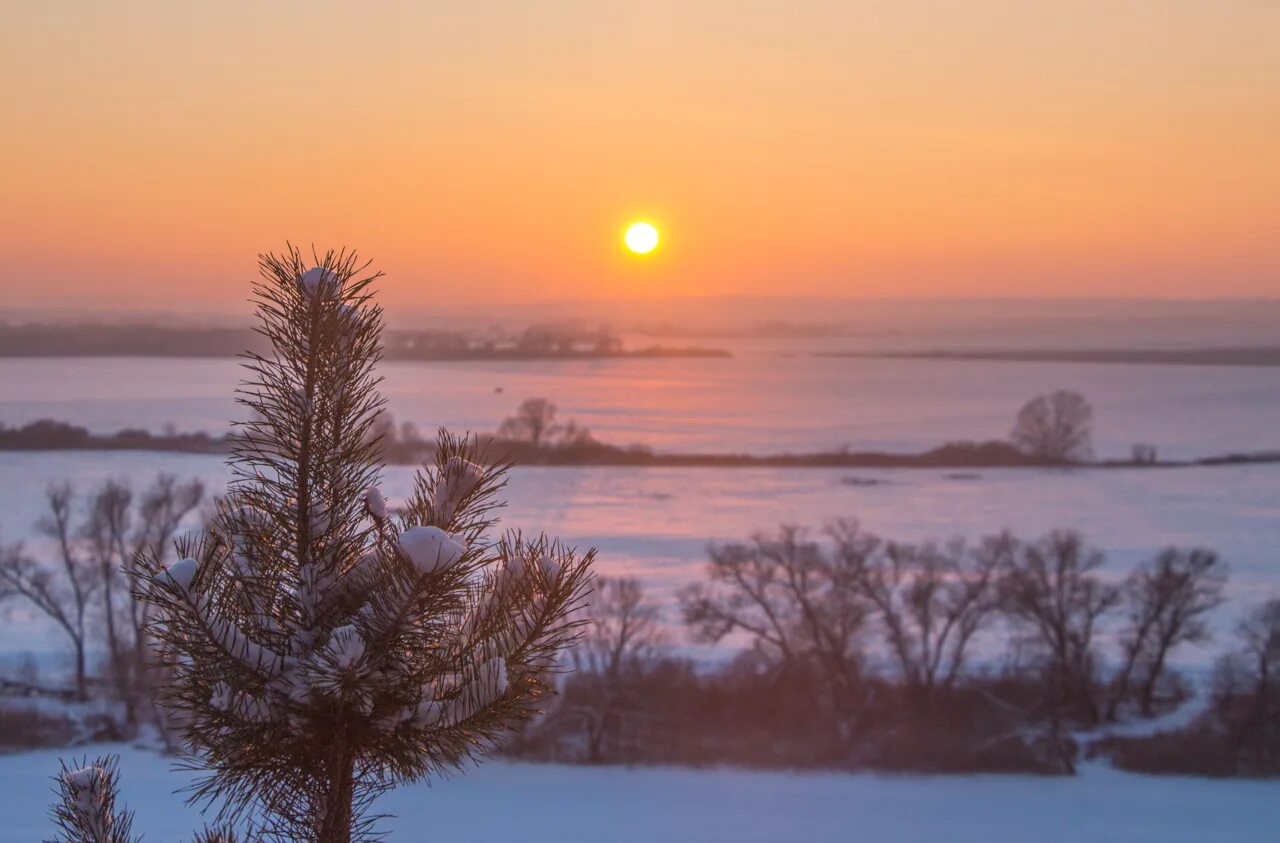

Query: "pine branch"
(112, 245), (595, 843)
(49, 756), (138, 843)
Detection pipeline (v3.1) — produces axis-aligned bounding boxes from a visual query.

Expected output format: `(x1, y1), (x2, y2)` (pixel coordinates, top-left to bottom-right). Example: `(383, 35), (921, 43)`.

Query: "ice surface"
(1, 353), (1278, 459)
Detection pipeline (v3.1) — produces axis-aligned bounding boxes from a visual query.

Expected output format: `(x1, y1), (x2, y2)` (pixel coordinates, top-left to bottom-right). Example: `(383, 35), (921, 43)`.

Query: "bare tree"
(836, 525), (1005, 702)
(556, 419), (596, 449)
(1239, 599), (1280, 686)
(497, 397), (562, 448)
(681, 525), (871, 745)
(0, 486), (98, 700)
(1010, 390), (1093, 462)
(83, 480), (132, 700)
(577, 578), (664, 680)
(1131, 443), (1158, 465)
(75, 476), (206, 723)
(1108, 547), (1227, 719)
(1212, 600), (1280, 773)
(398, 419), (422, 444)
(573, 577), (664, 761)
(997, 529), (1120, 723)
(125, 475), (205, 662)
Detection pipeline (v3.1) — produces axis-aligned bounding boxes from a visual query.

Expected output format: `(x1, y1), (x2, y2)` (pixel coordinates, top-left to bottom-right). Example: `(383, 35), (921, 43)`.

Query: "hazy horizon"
(4, 293), (1279, 345)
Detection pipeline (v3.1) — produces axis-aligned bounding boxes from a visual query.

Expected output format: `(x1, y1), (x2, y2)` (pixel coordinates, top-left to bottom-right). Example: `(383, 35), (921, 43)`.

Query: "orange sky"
(1, 1), (1278, 311)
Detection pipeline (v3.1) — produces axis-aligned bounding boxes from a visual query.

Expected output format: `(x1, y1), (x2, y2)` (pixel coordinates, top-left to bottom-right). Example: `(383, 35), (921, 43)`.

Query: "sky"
(1, 1), (1278, 312)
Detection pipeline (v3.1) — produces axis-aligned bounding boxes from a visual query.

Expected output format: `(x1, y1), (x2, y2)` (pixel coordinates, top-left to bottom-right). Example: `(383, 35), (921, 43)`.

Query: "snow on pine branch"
(50, 756), (137, 843)
(108, 246), (596, 843)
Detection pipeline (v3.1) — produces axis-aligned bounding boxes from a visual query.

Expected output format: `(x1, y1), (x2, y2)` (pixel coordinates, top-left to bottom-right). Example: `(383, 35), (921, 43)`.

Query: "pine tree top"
(112, 245), (594, 843)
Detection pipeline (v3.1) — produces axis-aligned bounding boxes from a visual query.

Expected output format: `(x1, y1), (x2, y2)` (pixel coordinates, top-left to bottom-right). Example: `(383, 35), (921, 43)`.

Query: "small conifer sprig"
(50, 756), (137, 843)
(66, 245), (599, 843)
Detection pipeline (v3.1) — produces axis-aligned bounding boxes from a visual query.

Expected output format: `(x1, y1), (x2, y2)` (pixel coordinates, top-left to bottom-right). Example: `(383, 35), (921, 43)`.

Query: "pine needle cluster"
(51, 246), (594, 843)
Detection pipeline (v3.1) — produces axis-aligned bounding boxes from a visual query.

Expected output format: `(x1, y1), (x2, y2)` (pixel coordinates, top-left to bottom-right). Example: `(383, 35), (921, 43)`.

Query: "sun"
(624, 221), (660, 255)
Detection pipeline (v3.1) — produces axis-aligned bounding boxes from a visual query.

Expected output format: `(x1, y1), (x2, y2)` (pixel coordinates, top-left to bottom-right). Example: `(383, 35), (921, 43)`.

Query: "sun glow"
(624, 221), (660, 255)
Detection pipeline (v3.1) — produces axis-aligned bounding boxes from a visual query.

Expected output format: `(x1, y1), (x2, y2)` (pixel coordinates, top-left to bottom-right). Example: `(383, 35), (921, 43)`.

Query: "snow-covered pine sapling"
(52, 246), (595, 843)
(51, 756), (137, 843)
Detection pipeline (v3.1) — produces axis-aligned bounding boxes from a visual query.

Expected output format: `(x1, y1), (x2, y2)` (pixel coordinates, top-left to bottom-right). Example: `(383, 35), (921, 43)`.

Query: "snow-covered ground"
(1, 745), (1276, 842)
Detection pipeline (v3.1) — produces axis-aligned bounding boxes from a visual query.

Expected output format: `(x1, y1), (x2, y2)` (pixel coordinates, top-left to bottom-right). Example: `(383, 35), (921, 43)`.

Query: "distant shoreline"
(0, 324), (729, 361)
(3, 419), (1278, 470)
(817, 346), (1280, 367)
(0, 346), (731, 362)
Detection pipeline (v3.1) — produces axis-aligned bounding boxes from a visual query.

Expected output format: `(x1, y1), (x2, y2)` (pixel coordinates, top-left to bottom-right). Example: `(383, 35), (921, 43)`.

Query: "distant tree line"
(0, 419), (226, 453)
(6, 391), (1279, 469)
(2, 481), (1276, 779)
(0, 322), (727, 361)
(516, 521), (1278, 778)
